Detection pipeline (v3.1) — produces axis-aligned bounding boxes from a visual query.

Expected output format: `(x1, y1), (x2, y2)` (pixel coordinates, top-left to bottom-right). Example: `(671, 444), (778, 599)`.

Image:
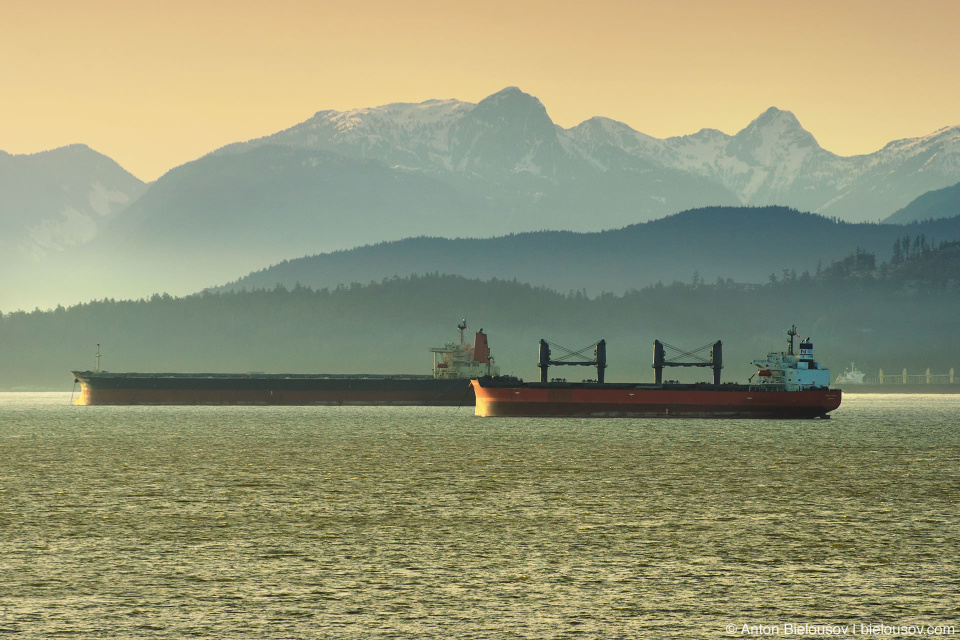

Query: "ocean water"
(1, 393), (958, 638)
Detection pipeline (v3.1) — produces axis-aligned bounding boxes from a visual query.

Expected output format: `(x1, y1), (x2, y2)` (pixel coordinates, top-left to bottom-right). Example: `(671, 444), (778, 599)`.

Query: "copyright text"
(725, 623), (956, 636)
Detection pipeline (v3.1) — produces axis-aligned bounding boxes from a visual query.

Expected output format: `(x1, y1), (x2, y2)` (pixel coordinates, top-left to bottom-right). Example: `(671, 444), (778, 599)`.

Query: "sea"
(1, 393), (958, 639)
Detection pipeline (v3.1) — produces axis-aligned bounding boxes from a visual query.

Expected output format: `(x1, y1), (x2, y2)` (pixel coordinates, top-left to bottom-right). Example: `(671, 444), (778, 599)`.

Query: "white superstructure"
(835, 363), (865, 385)
(751, 326), (832, 391)
(431, 320), (500, 380)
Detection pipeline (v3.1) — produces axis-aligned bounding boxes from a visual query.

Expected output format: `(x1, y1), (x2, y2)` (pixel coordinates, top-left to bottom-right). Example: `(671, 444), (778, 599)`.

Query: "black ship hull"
(71, 371), (474, 406)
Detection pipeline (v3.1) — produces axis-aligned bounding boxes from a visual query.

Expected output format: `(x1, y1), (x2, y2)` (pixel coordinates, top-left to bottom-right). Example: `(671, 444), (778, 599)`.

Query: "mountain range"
(234, 87), (960, 224)
(2, 87), (960, 311)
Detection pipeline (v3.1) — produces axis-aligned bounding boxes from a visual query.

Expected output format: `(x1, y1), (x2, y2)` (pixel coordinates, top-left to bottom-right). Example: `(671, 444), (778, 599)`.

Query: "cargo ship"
(72, 320), (498, 406)
(471, 327), (841, 418)
(832, 363), (960, 393)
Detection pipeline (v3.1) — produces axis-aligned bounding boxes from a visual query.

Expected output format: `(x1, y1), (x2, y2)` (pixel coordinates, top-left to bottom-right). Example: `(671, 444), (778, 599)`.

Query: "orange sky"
(3, 0), (958, 181)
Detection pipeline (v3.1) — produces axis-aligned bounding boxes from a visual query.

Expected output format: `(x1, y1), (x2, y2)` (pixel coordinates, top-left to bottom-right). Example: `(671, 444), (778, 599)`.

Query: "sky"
(3, 0), (959, 182)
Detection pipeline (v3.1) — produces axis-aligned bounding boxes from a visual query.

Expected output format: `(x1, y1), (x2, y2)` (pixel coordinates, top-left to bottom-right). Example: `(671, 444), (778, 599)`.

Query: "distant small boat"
(835, 363), (865, 385)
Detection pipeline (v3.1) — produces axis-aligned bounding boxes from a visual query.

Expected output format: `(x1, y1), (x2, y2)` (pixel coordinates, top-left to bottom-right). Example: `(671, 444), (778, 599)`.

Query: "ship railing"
(746, 384), (787, 392)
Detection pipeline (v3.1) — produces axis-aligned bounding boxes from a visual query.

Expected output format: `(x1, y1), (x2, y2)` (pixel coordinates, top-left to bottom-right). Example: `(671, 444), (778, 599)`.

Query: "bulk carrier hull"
(470, 380), (842, 419)
(72, 372), (474, 406)
(71, 321), (498, 406)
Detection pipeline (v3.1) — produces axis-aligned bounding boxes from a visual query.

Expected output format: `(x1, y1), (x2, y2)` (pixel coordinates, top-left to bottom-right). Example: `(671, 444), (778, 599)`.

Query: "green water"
(1, 393), (958, 638)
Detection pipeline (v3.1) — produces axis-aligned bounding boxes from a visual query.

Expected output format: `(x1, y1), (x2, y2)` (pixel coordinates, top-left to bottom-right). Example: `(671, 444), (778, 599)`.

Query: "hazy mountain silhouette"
(0, 145), (146, 311)
(883, 181), (960, 224)
(210, 207), (960, 297)
(0, 145), (144, 261)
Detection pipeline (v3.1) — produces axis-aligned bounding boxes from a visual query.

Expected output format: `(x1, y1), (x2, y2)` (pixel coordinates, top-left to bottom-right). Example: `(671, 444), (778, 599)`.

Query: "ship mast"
(95, 343), (101, 372)
(457, 319), (467, 345)
(787, 325), (798, 356)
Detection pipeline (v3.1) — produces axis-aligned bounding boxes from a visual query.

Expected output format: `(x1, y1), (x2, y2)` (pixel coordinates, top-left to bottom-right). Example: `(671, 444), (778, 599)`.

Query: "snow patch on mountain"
(22, 206), (98, 259)
(515, 142), (544, 176)
(87, 182), (132, 217)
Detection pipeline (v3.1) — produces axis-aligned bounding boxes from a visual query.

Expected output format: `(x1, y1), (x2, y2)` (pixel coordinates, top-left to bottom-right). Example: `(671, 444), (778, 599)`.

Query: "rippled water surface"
(2, 393), (958, 638)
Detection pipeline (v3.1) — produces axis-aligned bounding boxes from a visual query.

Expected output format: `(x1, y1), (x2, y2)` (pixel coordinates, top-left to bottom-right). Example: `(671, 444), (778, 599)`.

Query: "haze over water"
(2, 393), (957, 638)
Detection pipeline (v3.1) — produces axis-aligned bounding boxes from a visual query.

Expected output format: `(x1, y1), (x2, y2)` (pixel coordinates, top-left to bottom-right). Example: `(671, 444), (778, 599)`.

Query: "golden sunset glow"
(3, 0), (958, 181)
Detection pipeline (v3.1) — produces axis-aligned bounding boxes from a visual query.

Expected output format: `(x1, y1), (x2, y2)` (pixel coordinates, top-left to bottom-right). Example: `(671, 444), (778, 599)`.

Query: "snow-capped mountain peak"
(730, 107), (821, 161)
(214, 87), (959, 223)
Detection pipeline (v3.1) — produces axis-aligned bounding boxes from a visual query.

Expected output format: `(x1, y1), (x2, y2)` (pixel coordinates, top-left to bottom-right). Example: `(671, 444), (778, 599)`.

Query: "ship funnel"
(474, 331), (490, 363)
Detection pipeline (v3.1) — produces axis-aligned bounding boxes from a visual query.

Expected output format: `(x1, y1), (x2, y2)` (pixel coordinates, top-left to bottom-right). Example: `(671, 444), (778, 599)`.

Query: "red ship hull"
(471, 380), (841, 419)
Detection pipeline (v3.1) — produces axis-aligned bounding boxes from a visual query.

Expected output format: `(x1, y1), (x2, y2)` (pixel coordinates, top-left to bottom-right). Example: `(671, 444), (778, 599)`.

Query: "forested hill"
(817, 237), (960, 286)
(212, 207), (960, 297)
(4, 249), (958, 390)
(883, 181), (960, 224)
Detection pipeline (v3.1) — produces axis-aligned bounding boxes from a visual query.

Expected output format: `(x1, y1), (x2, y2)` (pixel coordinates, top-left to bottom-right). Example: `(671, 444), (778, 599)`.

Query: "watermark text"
(725, 622), (956, 636)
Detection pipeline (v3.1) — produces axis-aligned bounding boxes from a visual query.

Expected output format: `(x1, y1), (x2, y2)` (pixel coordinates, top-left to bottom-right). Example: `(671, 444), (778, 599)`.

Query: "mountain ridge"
(4, 87), (960, 311)
(883, 181), (960, 224)
(0, 145), (145, 257)
(210, 88), (959, 225)
(209, 206), (960, 299)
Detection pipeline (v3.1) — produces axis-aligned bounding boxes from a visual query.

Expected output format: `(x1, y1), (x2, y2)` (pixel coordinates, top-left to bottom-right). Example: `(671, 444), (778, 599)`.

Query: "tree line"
(2, 244), (958, 389)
